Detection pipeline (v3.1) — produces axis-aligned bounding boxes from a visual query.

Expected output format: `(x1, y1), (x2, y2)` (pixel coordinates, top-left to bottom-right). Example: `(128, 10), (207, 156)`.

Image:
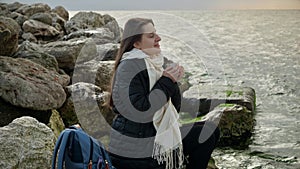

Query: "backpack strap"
(51, 130), (66, 169)
(51, 129), (72, 169)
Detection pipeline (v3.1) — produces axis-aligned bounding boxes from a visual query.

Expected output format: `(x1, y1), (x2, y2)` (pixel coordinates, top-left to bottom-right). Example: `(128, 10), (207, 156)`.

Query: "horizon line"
(68, 8), (300, 11)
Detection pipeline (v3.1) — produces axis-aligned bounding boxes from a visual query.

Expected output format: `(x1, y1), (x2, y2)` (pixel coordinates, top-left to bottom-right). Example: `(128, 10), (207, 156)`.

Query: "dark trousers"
(109, 121), (220, 169)
(182, 121), (220, 169)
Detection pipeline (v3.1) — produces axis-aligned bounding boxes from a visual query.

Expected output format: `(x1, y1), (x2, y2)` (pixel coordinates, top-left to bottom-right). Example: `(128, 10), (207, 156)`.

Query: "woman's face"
(134, 23), (161, 56)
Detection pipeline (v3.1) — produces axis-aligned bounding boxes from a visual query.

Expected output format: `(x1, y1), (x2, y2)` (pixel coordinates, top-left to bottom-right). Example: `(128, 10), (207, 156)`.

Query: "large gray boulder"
(70, 43), (120, 91)
(0, 3), (10, 16)
(8, 11), (28, 29)
(22, 19), (61, 38)
(51, 5), (69, 21)
(13, 41), (59, 72)
(65, 11), (105, 34)
(15, 3), (51, 17)
(95, 43), (119, 61)
(29, 12), (53, 25)
(64, 11), (121, 44)
(0, 16), (20, 56)
(102, 14), (121, 43)
(0, 56), (70, 110)
(72, 60), (115, 91)
(42, 38), (97, 74)
(0, 116), (55, 169)
(6, 2), (24, 12)
(50, 12), (67, 33)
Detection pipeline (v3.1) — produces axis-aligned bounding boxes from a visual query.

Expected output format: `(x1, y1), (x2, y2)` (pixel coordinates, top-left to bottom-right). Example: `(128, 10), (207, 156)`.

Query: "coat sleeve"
(130, 73), (180, 112)
(170, 82), (181, 112)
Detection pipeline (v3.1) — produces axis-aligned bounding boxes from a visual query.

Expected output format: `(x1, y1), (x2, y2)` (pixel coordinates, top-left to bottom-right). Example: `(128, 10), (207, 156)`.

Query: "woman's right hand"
(163, 64), (184, 82)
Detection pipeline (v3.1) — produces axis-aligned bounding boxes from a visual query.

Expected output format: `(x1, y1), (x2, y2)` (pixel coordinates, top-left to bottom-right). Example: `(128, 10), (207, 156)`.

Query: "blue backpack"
(51, 125), (115, 169)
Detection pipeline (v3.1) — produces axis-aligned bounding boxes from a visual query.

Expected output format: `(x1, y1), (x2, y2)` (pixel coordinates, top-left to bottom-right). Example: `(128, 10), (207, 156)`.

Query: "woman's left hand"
(178, 65), (185, 80)
(163, 64), (185, 82)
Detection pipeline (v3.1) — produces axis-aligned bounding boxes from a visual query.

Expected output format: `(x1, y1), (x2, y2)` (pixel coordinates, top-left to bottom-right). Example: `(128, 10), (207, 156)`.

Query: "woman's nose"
(155, 34), (161, 42)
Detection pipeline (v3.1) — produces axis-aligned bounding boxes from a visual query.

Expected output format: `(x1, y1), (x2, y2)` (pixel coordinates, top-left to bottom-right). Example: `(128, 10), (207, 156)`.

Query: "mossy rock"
(180, 103), (255, 149)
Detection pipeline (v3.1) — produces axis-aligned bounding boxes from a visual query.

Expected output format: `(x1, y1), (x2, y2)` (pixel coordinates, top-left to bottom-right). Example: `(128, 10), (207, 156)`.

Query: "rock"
(21, 32), (37, 42)
(63, 28), (116, 45)
(29, 12), (52, 25)
(102, 14), (121, 43)
(15, 3), (51, 17)
(8, 11), (20, 18)
(13, 41), (59, 71)
(9, 12), (28, 28)
(183, 85), (256, 113)
(22, 19), (61, 40)
(0, 97), (52, 127)
(65, 11), (105, 34)
(6, 2), (24, 12)
(0, 56), (70, 110)
(72, 60), (114, 91)
(52, 22), (63, 35)
(58, 82), (114, 139)
(0, 3), (9, 16)
(0, 116), (55, 169)
(3, 2), (68, 44)
(201, 104), (255, 148)
(95, 43), (119, 61)
(52, 5), (69, 21)
(47, 109), (65, 139)
(64, 11), (121, 44)
(57, 93), (79, 127)
(50, 12), (67, 33)
(181, 85), (256, 148)
(42, 38), (97, 74)
(94, 61), (114, 91)
(0, 16), (20, 56)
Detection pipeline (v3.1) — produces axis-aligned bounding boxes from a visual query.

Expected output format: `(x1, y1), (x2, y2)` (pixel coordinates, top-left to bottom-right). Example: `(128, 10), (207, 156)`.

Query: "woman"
(108, 17), (220, 169)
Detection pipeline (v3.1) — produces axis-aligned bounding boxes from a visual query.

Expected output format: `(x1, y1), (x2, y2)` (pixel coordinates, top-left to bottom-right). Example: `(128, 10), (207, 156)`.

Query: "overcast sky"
(2, 0), (300, 10)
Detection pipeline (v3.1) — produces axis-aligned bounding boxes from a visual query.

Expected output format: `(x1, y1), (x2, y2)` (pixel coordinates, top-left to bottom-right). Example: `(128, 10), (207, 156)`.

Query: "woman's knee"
(196, 121), (219, 144)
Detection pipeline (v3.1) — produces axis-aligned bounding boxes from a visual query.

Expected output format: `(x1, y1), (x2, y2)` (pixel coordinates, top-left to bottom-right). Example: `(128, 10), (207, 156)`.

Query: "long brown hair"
(109, 18), (154, 107)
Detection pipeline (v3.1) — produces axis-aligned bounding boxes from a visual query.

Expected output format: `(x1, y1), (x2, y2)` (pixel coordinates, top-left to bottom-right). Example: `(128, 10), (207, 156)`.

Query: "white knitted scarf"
(121, 48), (183, 169)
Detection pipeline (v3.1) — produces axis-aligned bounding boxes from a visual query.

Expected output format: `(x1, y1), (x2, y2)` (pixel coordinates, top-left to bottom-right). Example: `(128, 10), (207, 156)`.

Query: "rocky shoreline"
(0, 2), (256, 168)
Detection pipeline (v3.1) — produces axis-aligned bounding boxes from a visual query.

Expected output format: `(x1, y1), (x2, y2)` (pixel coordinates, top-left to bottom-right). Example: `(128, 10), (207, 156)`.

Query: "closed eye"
(148, 33), (155, 38)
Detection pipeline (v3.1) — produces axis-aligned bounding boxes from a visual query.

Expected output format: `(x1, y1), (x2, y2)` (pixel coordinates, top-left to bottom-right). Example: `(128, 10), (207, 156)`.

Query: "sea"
(70, 10), (300, 169)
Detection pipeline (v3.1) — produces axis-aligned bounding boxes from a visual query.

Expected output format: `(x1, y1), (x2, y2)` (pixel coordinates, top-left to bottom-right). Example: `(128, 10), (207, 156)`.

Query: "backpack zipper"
(105, 160), (109, 169)
(88, 160), (92, 169)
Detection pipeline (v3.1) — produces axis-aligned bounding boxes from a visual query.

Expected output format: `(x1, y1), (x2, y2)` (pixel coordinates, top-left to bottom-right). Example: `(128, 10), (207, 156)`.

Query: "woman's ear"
(133, 41), (141, 49)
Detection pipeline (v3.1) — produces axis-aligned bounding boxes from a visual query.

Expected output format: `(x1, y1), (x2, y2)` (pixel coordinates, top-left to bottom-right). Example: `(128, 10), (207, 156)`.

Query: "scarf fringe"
(152, 143), (184, 169)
